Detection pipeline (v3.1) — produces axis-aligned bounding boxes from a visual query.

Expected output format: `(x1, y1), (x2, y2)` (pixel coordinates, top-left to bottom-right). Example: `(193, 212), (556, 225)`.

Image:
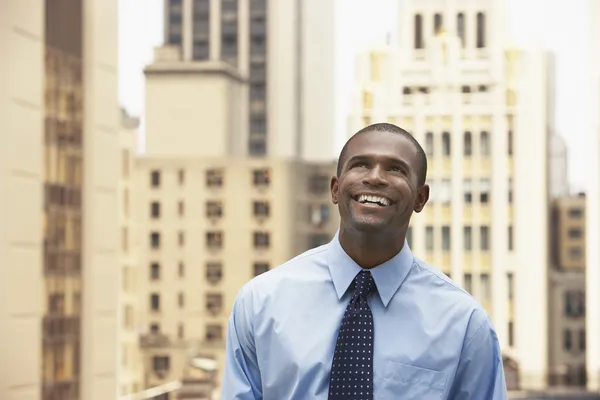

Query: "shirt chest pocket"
(379, 361), (448, 400)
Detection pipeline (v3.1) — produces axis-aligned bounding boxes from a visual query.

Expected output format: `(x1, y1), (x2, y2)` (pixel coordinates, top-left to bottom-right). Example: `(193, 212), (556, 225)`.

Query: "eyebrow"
(345, 154), (412, 171)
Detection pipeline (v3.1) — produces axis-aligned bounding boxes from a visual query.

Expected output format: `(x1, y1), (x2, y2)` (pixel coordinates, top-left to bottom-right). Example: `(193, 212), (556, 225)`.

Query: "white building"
(586, 0), (600, 391)
(348, 0), (551, 390)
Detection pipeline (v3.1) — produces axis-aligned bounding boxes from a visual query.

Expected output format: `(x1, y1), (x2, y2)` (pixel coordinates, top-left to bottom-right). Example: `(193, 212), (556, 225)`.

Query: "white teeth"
(357, 194), (390, 206)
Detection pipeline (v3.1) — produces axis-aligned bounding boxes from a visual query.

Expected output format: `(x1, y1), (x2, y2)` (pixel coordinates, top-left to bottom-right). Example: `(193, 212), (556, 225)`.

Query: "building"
(149, 0), (339, 161)
(118, 109), (144, 396)
(550, 134), (570, 198)
(586, 0), (600, 391)
(0, 1), (121, 400)
(348, 0), (551, 390)
(548, 194), (587, 387)
(135, 156), (338, 395)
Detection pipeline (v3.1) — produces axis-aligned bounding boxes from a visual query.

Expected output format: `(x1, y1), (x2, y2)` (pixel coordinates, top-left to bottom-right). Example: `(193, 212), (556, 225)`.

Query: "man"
(222, 123), (508, 399)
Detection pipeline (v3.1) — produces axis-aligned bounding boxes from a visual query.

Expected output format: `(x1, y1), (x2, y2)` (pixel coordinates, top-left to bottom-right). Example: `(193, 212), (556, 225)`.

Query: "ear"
(413, 184), (429, 213)
(330, 176), (340, 205)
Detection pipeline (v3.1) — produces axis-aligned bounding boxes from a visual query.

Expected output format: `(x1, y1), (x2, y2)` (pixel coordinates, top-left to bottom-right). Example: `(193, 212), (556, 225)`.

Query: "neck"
(338, 225), (407, 269)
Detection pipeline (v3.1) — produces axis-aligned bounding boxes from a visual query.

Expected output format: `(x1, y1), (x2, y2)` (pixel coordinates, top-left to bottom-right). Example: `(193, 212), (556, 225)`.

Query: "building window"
(178, 292), (184, 308)
(206, 293), (223, 314)
(568, 228), (582, 239)
(150, 293), (160, 312)
(569, 246), (583, 260)
(308, 174), (329, 194)
(463, 179), (472, 203)
(178, 323), (185, 339)
(152, 356), (170, 373)
(414, 14), (423, 49)
(508, 226), (514, 251)
(425, 226), (434, 251)
(457, 13), (465, 45)
(253, 168), (270, 186)
(480, 273), (490, 300)
(464, 273), (472, 293)
(206, 262), (223, 283)
(507, 272), (514, 299)
(205, 324), (223, 342)
(253, 231), (270, 248)
(564, 328), (572, 351)
(151, 202), (160, 218)
(439, 179), (451, 204)
(150, 323), (160, 334)
(508, 321), (514, 346)
(442, 132), (451, 156)
(464, 132), (472, 156)
(405, 227), (413, 248)
(569, 208), (583, 219)
(580, 329), (586, 351)
(463, 226), (472, 251)
(480, 131), (490, 156)
(178, 231), (185, 247)
(206, 231), (223, 249)
(253, 200), (270, 218)
(206, 201), (223, 218)
(442, 226), (451, 251)
(425, 132), (434, 156)
(206, 169), (224, 187)
(508, 178), (513, 203)
(178, 169), (185, 185)
(479, 178), (490, 203)
(178, 200), (185, 216)
(480, 226), (490, 250)
(476, 12), (486, 48)
(253, 262), (270, 276)
(150, 263), (160, 280)
(193, 0), (211, 60)
(309, 234), (330, 249)
(151, 170), (161, 188)
(434, 13), (443, 33)
(150, 232), (161, 249)
(508, 130), (513, 156)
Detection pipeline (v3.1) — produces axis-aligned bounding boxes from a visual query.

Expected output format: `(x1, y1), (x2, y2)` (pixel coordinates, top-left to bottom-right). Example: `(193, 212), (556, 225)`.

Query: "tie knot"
(353, 270), (376, 298)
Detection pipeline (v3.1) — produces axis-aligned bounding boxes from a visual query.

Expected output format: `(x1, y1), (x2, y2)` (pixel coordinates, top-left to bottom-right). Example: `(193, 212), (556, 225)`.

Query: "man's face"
(331, 130), (429, 234)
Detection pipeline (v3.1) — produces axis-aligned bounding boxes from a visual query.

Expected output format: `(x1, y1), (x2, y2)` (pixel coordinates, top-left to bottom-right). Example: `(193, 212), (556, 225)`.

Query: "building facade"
(348, 0), (551, 389)
(135, 157), (338, 395)
(548, 195), (587, 387)
(118, 110), (144, 396)
(586, 0), (600, 391)
(0, 1), (121, 399)
(151, 0), (339, 161)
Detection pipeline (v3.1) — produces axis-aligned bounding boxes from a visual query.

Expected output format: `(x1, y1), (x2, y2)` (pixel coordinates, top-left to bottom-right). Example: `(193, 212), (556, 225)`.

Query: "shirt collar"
(326, 230), (414, 307)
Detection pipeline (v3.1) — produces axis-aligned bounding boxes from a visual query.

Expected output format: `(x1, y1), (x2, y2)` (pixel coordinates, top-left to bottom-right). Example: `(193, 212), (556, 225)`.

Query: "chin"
(348, 218), (390, 233)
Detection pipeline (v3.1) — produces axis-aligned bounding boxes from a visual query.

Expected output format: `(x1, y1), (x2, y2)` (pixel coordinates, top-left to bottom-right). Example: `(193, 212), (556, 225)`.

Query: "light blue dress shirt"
(222, 232), (508, 399)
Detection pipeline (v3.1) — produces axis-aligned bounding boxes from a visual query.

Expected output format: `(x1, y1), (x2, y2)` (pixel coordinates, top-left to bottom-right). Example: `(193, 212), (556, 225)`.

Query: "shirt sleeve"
(221, 283), (263, 399)
(448, 313), (508, 400)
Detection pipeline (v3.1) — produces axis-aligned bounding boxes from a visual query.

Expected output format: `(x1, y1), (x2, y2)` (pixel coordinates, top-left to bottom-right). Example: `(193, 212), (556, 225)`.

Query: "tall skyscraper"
(348, 0), (551, 390)
(586, 0), (600, 391)
(148, 0), (339, 161)
(0, 1), (121, 400)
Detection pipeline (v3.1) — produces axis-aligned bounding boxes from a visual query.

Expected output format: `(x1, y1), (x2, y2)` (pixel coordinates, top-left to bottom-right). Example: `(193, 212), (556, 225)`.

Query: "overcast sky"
(118, 0), (591, 192)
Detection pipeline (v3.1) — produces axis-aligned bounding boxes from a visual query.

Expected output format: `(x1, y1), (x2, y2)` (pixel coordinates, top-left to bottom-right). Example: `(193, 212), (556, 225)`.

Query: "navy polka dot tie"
(328, 270), (376, 400)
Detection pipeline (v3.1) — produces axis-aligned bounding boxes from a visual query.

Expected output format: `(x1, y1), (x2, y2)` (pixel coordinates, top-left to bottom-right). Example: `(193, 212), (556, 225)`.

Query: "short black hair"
(336, 122), (428, 186)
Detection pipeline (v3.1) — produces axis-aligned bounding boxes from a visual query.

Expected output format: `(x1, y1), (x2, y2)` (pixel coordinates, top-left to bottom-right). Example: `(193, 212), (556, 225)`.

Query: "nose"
(362, 165), (387, 187)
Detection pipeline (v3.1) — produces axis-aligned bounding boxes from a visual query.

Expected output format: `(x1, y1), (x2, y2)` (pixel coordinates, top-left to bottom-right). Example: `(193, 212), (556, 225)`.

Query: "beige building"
(135, 157), (338, 396)
(0, 1), (121, 400)
(348, 0), (551, 390)
(587, 0), (600, 391)
(548, 195), (587, 387)
(149, 0), (339, 161)
(118, 110), (144, 396)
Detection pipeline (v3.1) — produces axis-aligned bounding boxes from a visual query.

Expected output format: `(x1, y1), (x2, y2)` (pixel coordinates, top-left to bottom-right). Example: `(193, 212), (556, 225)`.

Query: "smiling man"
(221, 123), (508, 399)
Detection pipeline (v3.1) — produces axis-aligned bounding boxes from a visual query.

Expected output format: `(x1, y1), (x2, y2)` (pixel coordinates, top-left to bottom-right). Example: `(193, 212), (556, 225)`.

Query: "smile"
(353, 194), (393, 207)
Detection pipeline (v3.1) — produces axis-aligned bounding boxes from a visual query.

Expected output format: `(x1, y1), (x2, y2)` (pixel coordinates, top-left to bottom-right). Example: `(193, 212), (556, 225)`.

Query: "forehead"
(345, 130), (420, 166)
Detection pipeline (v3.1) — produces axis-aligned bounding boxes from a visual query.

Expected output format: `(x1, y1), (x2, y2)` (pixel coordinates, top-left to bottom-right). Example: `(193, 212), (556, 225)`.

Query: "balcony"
(43, 315), (80, 345)
(140, 333), (171, 349)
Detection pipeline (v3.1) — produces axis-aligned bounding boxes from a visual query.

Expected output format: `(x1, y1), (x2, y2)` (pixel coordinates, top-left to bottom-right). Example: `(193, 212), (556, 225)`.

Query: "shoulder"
(408, 257), (494, 335)
(233, 243), (330, 308)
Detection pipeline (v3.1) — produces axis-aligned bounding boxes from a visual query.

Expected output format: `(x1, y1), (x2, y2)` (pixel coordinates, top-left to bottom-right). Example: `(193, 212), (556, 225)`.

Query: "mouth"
(352, 193), (394, 207)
